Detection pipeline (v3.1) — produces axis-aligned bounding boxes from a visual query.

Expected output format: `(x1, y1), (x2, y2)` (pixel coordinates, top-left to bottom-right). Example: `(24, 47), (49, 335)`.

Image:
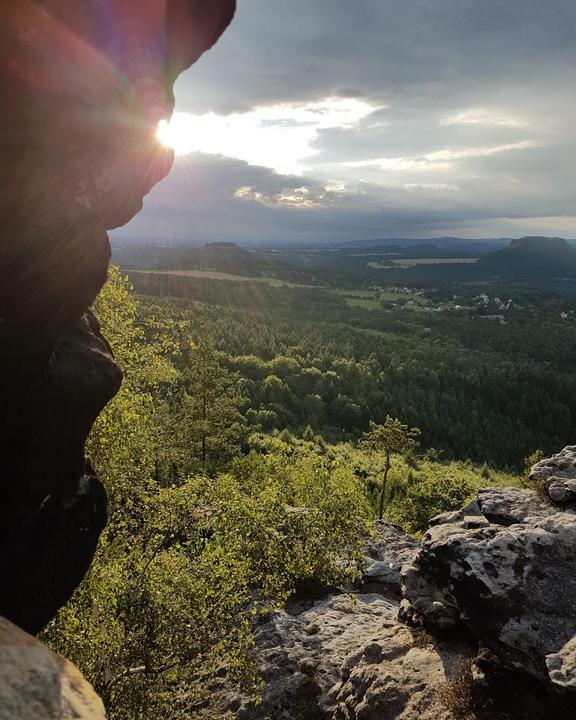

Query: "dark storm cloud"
(120, 153), (360, 242)
(117, 144), (576, 243)
(176, 0), (576, 114)
(120, 0), (576, 241)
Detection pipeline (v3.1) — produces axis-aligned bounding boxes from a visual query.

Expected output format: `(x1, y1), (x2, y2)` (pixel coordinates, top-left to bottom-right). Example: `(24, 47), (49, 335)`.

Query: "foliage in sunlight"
(87, 267), (179, 515)
(43, 267), (371, 720)
(248, 431), (522, 535)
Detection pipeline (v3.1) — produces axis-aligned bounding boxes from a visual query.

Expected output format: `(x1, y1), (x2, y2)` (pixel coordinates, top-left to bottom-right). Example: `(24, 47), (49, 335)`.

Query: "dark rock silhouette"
(0, 0), (235, 634)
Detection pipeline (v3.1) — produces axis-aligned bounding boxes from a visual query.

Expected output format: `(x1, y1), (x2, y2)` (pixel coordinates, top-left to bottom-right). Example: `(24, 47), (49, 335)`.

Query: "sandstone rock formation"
(0, 1), (235, 634)
(401, 482), (576, 695)
(196, 448), (576, 720)
(0, 616), (106, 720)
(206, 592), (473, 720)
(529, 445), (576, 503)
(360, 520), (420, 595)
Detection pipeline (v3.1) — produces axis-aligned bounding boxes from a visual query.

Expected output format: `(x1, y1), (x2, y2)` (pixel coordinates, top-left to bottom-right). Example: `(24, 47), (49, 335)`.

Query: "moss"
(438, 660), (476, 720)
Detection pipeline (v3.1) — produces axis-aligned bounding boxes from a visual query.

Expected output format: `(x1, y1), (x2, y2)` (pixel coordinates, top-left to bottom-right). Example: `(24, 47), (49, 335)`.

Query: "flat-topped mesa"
(0, 0), (235, 634)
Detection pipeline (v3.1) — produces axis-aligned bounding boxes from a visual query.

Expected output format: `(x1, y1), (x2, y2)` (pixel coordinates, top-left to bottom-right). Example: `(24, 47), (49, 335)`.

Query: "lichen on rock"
(401, 479), (576, 693)
(529, 445), (576, 503)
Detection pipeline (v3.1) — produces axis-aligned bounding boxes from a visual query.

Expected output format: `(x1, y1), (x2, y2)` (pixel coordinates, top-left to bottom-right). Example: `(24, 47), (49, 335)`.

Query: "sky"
(117, 0), (576, 244)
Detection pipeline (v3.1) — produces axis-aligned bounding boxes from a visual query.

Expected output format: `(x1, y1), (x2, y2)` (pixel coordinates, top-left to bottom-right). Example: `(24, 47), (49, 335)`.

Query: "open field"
(129, 269), (310, 288)
(339, 296), (380, 309)
(329, 288), (428, 309)
(391, 258), (479, 266)
(328, 288), (380, 309)
(131, 270), (428, 311)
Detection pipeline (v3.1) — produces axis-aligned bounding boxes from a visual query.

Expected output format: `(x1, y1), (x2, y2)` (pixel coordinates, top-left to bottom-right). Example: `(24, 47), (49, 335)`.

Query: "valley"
(45, 234), (576, 718)
(111, 235), (576, 468)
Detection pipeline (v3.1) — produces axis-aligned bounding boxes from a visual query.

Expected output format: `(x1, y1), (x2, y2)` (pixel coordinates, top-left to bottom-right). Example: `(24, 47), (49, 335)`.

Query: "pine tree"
(172, 337), (250, 474)
(360, 417), (421, 520)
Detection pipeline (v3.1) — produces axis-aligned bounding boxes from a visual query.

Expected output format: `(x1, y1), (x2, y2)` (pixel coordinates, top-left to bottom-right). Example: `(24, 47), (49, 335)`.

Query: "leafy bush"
(43, 269), (370, 720)
(385, 460), (521, 534)
(387, 469), (473, 534)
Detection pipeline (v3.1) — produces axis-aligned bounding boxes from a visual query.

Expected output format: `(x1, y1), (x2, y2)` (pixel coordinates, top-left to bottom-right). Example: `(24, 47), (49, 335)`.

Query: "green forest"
(7, 1), (576, 717)
(42, 266), (553, 719)
(130, 268), (576, 467)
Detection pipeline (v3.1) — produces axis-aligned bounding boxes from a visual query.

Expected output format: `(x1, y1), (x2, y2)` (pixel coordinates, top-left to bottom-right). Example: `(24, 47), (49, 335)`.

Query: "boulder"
(400, 485), (576, 692)
(0, 0), (235, 634)
(529, 445), (576, 503)
(360, 521), (420, 595)
(0, 616), (106, 720)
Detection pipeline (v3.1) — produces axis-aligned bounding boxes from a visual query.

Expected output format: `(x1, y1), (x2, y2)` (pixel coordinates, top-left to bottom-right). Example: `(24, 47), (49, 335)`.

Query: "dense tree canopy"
(130, 280), (576, 468)
(43, 266), (544, 718)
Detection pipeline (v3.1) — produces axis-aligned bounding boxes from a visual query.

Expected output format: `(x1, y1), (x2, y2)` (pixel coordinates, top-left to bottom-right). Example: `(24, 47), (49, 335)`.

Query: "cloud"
(156, 97), (380, 174)
(175, 0), (576, 114)
(114, 147), (576, 244)
(119, 0), (576, 241)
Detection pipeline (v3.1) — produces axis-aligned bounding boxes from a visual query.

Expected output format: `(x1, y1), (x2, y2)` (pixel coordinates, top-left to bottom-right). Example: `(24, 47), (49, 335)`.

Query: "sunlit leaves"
(44, 269), (370, 720)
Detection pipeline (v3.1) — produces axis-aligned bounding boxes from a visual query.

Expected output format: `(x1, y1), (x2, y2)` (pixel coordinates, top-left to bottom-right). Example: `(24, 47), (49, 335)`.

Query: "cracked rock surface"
(206, 592), (471, 720)
(401, 483), (576, 691)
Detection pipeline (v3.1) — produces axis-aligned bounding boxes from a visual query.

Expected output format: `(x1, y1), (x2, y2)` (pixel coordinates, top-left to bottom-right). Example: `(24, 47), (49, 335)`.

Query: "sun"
(156, 118), (188, 155)
(156, 113), (231, 156)
(156, 116), (214, 156)
(156, 99), (380, 170)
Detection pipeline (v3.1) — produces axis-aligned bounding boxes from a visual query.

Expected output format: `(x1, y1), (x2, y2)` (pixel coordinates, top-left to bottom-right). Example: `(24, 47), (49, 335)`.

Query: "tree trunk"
(201, 381), (207, 464)
(378, 449), (391, 520)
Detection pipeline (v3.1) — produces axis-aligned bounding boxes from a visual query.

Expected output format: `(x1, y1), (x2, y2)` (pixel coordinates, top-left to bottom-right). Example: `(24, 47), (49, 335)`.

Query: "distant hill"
(339, 237), (512, 254)
(335, 243), (479, 259)
(479, 236), (576, 277)
(112, 241), (267, 276)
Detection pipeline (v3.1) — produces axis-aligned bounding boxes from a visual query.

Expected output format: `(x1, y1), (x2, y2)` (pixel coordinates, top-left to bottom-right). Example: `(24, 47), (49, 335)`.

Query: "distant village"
(372, 286), (576, 324)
